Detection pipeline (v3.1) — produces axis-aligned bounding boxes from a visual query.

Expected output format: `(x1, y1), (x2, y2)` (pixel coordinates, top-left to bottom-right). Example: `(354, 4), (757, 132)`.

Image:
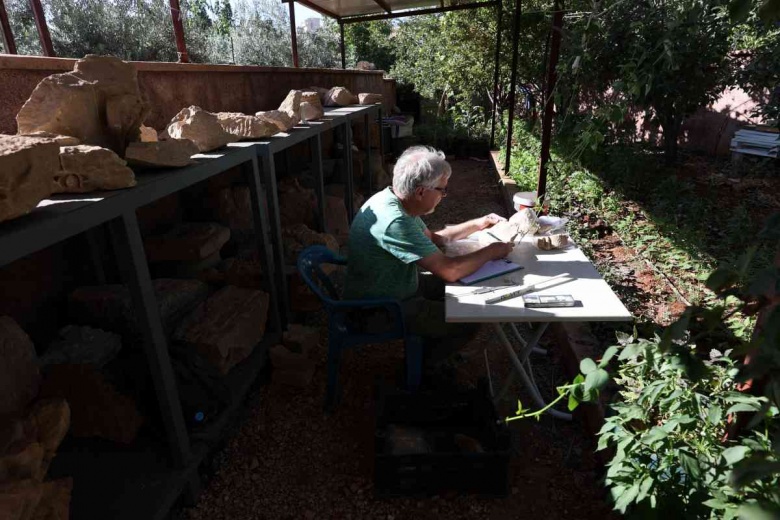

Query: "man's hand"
(476, 213), (507, 230)
(485, 242), (514, 260)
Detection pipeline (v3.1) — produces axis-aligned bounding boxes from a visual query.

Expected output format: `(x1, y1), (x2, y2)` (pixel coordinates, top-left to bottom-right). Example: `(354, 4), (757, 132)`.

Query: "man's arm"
(417, 242), (514, 283)
(427, 213), (506, 245)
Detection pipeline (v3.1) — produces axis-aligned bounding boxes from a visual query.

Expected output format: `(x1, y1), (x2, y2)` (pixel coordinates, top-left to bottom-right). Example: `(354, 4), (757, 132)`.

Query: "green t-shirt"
(344, 187), (439, 301)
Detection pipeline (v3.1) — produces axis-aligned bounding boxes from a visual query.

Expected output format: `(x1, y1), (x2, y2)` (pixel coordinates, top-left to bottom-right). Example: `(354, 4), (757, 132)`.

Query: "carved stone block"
(216, 112), (278, 140)
(143, 223), (230, 263)
(255, 110), (295, 132)
(0, 135), (59, 223)
(0, 479), (44, 520)
(278, 178), (317, 229)
(125, 139), (198, 168)
(32, 478), (72, 520)
(358, 93), (383, 105)
(299, 92), (324, 122)
(0, 316), (40, 416)
(174, 286), (270, 374)
(164, 106), (239, 152)
(324, 87), (357, 107)
(55, 145), (136, 193)
(278, 90), (302, 124)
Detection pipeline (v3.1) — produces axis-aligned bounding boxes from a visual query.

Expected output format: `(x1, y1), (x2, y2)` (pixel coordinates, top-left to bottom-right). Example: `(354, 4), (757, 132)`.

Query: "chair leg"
(325, 340), (343, 411)
(405, 335), (423, 391)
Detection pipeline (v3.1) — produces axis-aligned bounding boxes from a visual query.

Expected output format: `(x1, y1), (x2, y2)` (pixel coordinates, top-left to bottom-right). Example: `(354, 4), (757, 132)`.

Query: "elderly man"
(344, 146), (513, 369)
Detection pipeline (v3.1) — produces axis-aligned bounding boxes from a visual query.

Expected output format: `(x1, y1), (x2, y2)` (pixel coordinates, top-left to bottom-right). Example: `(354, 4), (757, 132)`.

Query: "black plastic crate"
(374, 381), (511, 497)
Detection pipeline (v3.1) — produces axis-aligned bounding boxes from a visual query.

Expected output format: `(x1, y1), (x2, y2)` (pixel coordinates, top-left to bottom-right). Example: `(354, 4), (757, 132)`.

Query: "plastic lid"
(513, 193), (535, 208)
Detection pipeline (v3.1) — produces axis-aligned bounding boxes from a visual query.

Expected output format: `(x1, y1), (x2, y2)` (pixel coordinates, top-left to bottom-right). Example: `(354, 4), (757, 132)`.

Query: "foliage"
(343, 21), (394, 71)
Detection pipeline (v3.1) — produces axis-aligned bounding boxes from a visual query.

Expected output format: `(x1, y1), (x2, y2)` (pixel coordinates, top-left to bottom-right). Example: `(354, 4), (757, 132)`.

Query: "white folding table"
(445, 233), (633, 419)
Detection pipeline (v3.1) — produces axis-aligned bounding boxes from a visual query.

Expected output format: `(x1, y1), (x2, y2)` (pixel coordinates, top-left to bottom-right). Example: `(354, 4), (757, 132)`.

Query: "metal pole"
(0, 0), (17, 54)
(503, 0), (522, 173)
(339, 21), (346, 69)
(536, 3), (564, 202)
(289, 1), (299, 68)
(169, 0), (190, 63)
(489, 0), (503, 148)
(29, 0), (54, 56)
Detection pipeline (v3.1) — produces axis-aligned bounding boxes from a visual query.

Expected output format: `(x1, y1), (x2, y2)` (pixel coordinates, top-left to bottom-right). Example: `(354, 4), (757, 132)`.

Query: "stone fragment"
(0, 442), (45, 483)
(508, 207), (540, 235)
(281, 224), (339, 267)
(255, 110), (295, 132)
(164, 106), (239, 152)
(174, 286), (270, 374)
(39, 364), (144, 444)
(0, 316), (40, 416)
(324, 195), (349, 245)
(278, 178), (317, 228)
(71, 55), (150, 154)
(68, 279), (209, 338)
(32, 478), (72, 520)
(224, 257), (263, 289)
(299, 92), (324, 122)
(306, 86), (330, 106)
(16, 72), (104, 149)
(125, 139), (198, 169)
(144, 222), (230, 263)
(0, 479), (44, 520)
(54, 145), (136, 193)
(324, 86), (357, 107)
(358, 93), (383, 105)
(20, 132), (80, 146)
(40, 326), (122, 368)
(535, 233), (569, 251)
(325, 184), (365, 216)
(213, 185), (254, 232)
(370, 154), (391, 189)
(0, 135), (59, 223)
(356, 61), (376, 70)
(278, 90), (302, 124)
(139, 125), (158, 142)
(27, 399), (70, 463)
(216, 112), (278, 140)
(283, 324), (320, 355)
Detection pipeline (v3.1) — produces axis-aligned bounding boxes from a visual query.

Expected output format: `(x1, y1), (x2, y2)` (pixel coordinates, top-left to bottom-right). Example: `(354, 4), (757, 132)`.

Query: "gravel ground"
(181, 158), (616, 520)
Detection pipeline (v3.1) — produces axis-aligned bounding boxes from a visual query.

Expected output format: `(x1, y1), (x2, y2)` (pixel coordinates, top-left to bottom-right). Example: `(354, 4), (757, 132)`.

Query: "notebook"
(459, 259), (524, 285)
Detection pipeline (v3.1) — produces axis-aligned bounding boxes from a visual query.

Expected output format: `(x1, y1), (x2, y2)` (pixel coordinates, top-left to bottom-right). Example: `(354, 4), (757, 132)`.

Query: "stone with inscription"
(55, 145), (136, 193)
(255, 109), (295, 132)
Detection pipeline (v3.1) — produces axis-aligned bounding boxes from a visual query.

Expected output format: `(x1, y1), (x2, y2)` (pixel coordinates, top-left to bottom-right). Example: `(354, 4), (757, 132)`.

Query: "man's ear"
(414, 186), (425, 199)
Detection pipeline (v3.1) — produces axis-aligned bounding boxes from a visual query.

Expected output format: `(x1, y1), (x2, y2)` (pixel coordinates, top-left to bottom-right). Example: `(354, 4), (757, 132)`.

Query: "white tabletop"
(445, 232), (633, 323)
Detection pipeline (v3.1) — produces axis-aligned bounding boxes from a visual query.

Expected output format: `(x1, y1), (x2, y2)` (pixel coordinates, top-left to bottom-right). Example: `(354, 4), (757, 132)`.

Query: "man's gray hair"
(392, 146), (452, 198)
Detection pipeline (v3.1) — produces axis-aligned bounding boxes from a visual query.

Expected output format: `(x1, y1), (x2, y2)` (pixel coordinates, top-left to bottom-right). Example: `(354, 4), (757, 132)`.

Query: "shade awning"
(285, 0), (498, 23)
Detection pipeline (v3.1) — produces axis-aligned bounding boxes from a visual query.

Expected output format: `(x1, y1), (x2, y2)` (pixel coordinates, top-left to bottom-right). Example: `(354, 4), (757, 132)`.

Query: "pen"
(484, 273), (571, 304)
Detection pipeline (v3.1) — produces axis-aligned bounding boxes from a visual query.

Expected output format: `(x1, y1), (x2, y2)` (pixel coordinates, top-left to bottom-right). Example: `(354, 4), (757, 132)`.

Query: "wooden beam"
(342, 1), (498, 23)
(0, 0), (17, 54)
(281, 0), (340, 20)
(289, 1), (299, 68)
(29, 0), (54, 56)
(371, 0), (393, 14)
(339, 21), (345, 69)
(168, 0), (189, 63)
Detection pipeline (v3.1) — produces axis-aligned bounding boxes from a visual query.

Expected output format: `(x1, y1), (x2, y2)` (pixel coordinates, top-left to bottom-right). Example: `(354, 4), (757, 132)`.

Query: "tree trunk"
(662, 114), (681, 164)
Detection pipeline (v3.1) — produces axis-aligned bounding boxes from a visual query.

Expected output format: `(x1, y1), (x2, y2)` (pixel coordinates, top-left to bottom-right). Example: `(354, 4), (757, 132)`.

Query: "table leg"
(492, 322), (572, 421)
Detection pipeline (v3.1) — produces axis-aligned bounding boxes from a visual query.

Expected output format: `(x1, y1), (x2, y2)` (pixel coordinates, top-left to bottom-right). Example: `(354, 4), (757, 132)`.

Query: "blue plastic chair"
(297, 245), (423, 410)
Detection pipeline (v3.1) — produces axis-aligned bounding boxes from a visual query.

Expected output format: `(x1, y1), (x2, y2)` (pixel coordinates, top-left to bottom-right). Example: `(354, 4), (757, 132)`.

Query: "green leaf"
(580, 358), (598, 375)
(708, 404), (723, 426)
(584, 368), (609, 395)
(680, 451), (702, 480)
(706, 268), (740, 293)
(568, 392), (580, 412)
(722, 446), (750, 466)
(636, 476), (653, 503)
(599, 346), (619, 368)
(727, 403), (763, 415)
(737, 502), (780, 520)
(614, 481), (640, 513)
(659, 311), (690, 351)
(641, 427), (668, 445)
(729, 0), (753, 22)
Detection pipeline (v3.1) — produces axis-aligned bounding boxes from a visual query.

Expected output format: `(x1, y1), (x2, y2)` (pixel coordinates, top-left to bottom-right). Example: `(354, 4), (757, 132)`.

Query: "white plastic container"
(513, 191), (537, 211)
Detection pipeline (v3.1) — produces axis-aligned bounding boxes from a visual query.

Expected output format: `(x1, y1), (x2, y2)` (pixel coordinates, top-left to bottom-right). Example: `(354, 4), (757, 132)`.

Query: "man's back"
(344, 187), (438, 301)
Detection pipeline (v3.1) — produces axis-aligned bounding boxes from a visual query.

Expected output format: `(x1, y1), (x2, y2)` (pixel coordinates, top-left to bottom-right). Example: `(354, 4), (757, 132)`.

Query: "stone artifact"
(216, 112), (278, 140)
(0, 316), (41, 416)
(278, 90), (302, 124)
(0, 479), (44, 519)
(20, 131), (80, 146)
(69, 279), (209, 338)
(283, 324), (320, 355)
(0, 442), (45, 483)
(370, 154), (391, 189)
(27, 399), (70, 465)
(324, 195), (349, 245)
(175, 286), (270, 374)
(281, 224), (339, 267)
(306, 86), (330, 105)
(325, 184), (365, 216)
(255, 110), (295, 133)
(31, 478), (72, 520)
(299, 92), (324, 122)
(139, 125), (158, 142)
(40, 325), (122, 368)
(54, 145), (136, 193)
(535, 233), (569, 251)
(324, 86), (357, 107)
(163, 106), (239, 152)
(479, 220), (522, 244)
(278, 178), (317, 228)
(0, 135), (59, 223)
(356, 61), (376, 70)
(508, 207), (540, 235)
(358, 93), (383, 105)
(125, 139), (198, 169)
(144, 222), (231, 263)
(213, 184), (254, 232)
(39, 364), (144, 444)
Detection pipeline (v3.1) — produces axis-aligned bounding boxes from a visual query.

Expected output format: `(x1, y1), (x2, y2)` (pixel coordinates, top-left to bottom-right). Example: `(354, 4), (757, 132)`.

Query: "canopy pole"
(29, 0), (54, 56)
(0, 0), (17, 54)
(168, 0), (189, 63)
(503, 0), (521, 173)
(536, 1), (564, 202)
(339, 21), (345, 69)
(289, 1), (299, 67)
(489, 0), (503, 148)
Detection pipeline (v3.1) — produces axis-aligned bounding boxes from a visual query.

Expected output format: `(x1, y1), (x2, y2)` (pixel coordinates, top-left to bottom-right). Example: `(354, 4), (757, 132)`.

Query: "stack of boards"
(730, 128), (779, 159)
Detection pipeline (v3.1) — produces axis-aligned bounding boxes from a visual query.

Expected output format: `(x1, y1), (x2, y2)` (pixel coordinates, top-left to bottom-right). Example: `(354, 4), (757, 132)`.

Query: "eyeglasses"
(426, 186), (448, 196)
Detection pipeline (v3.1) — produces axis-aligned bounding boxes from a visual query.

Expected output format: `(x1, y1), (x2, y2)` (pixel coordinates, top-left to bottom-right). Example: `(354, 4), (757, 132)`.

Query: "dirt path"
(182, 159), (616, 520)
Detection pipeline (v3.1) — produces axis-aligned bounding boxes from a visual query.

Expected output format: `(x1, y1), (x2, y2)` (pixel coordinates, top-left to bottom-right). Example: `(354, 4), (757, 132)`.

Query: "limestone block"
(213, 185), (254, 232)
(0, 443), (45, 483)
(216, 112), (278, 140)
(0, 135), (59, 223)
(278, 90), (302, 124)
(27, 399), (70, 462)
(16, 72), (104, 148)
(306, 86), (330, 105)
(324, 195), (349, 245)
(40, 326), (122, 368)
(139, 125), (158, 142)
(31, 478), (72, 520)
(278, 178), (317, 228)
(0, 479), (44, 520)
(174, 286), (270, 374)
(324, 86), (357, 107)
(281, 224), (339, 267)
(0, 316), (40, 416)
(299, 92), (324, 122)
(55, 145), (136, 193)
(535, 233), (569, 251)
(125, 139), (198, 169)
(255, 110), (295, 132)
(164, 106), (239, 152)
(39, 364), (143, 444)
(143, 222), (230, 263)
(68, 279), (209, 338)
(19, 132), (80, 146)
(508, 207), (540, 235)
(358, 93), (383, 105)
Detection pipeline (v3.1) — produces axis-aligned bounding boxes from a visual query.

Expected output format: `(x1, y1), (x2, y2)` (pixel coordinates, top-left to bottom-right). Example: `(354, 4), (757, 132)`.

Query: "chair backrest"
(297, 245), (346, 305)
